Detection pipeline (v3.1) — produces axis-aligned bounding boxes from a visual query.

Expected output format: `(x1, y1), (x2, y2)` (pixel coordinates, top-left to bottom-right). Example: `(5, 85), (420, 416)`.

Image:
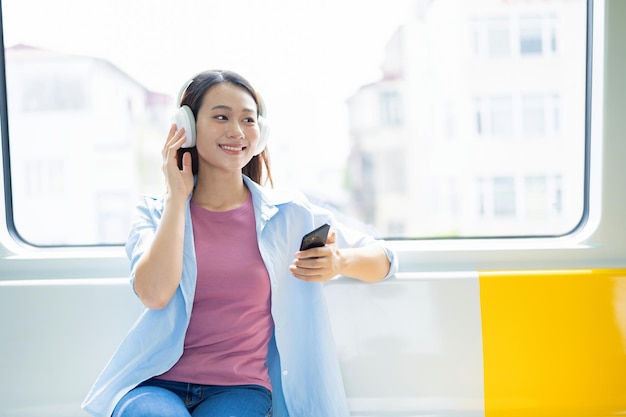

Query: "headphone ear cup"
(172, 105), (196, 148)
(255, 115), (270, 155)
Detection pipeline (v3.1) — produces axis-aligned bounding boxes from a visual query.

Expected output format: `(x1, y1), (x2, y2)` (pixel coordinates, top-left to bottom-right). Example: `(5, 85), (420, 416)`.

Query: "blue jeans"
(112, 378), (272, 417)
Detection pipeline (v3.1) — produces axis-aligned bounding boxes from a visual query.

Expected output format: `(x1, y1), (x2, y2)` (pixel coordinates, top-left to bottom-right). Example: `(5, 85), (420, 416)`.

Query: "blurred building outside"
(5, 44), (170, 245)
(345, 0), (586, 237)
(4, 0), (587, 244)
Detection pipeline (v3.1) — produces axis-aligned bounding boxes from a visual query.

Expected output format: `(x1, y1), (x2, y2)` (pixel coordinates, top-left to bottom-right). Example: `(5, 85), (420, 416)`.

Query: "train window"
(0, 0), (589, 246)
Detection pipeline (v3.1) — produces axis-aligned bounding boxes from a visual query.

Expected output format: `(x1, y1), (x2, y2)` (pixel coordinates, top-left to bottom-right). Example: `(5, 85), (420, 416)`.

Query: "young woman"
(82, 70), (398, 417)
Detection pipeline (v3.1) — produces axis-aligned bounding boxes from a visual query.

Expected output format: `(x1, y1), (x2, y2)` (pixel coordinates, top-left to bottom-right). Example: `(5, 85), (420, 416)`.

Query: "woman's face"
(194, 83), (260, 175)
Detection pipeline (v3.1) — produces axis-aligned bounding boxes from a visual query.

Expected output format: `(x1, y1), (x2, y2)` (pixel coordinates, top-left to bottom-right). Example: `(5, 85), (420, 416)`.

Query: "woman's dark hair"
(180, 70), (273, 186)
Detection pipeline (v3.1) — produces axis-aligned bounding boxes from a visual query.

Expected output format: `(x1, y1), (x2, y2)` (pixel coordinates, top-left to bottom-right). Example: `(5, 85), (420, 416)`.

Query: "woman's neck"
(192, 173), (248, 212)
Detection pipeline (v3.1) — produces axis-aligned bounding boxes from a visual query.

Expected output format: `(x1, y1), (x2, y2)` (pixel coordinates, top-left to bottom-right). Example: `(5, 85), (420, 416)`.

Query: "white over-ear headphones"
(172, 75), (270, 156)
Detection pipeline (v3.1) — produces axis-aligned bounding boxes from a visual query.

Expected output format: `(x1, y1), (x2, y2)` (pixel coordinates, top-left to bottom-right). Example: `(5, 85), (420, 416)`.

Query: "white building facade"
(346, 0), (587, 238)
(5, 45), (171, 245)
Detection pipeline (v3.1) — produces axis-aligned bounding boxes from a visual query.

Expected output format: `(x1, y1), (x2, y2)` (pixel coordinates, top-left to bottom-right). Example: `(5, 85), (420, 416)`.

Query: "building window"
(521, 94), (546, 136)
(23, 76), (86, 112)
(476, 96), (514, 137)
(477, 94), (560, 138)
(475, 98), (484, 135)
(550, 94), (561, 133)
(474, 14), (559, 58)
(549, 15), (558, 53)
(379, 90), (403, 126)
(524, 175), (563, 218)
(522, 93), (561, 137)
(3, 0), (587, 243)
(493, 176), (516, 218)
(478, 176), (516, 219)
(524, 175), (548, 217)
(488, 17), (511, 57)
(491, 96), (514, 137)
(519, 16), (543, 55)
(21, 158), (65, 196)
(479, 174), (563, 221)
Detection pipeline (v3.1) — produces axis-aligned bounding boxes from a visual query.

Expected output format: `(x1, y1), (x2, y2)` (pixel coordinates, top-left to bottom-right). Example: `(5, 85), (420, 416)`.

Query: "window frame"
(1, 0), (623, 278)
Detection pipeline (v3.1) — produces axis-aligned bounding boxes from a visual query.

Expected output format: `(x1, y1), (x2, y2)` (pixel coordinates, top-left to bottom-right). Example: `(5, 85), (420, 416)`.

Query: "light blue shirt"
(82, 175), (398, 417)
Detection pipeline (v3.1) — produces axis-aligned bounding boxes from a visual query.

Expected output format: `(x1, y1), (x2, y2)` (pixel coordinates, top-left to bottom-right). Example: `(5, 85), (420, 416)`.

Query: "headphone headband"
(177, 77), (194, 106)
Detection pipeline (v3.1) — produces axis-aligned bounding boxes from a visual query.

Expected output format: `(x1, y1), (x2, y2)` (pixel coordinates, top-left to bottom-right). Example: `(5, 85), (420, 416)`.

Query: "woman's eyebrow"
(211, 104), (255, 114)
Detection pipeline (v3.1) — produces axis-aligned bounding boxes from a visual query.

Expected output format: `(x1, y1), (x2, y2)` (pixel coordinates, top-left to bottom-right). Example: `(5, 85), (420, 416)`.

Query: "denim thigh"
(112, 379), (271, 417)
(189, 384), (271, 417)
(112, 383), (190, 417)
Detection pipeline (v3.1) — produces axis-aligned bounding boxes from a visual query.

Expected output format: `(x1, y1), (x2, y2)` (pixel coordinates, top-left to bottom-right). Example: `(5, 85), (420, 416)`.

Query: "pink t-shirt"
(156, 192), (273, 390)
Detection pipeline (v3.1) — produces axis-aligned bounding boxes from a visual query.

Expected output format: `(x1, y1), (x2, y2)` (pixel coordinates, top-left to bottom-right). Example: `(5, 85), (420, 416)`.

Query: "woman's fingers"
(162, 125), (186, 159)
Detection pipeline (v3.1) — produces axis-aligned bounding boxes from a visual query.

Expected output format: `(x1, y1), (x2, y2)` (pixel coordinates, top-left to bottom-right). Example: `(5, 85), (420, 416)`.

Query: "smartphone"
(300, 223), (331, 251)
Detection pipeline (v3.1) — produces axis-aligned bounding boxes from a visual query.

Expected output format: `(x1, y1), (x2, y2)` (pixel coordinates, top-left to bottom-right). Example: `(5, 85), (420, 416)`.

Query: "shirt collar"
(242, 175), (297, 229)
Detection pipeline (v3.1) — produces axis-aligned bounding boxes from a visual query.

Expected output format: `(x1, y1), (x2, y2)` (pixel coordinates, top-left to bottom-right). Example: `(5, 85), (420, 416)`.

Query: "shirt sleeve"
(307, 201), (399, 281)
(124, 196), (162, 285)
(379, 244), (399, 280)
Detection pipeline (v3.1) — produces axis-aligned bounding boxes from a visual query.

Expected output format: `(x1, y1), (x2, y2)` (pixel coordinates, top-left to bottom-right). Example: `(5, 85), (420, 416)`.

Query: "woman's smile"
(219, 144), (247, 153)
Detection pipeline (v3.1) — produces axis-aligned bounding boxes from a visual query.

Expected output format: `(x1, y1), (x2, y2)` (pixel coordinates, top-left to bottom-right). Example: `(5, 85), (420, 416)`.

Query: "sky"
(2, 0), (416, 194)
